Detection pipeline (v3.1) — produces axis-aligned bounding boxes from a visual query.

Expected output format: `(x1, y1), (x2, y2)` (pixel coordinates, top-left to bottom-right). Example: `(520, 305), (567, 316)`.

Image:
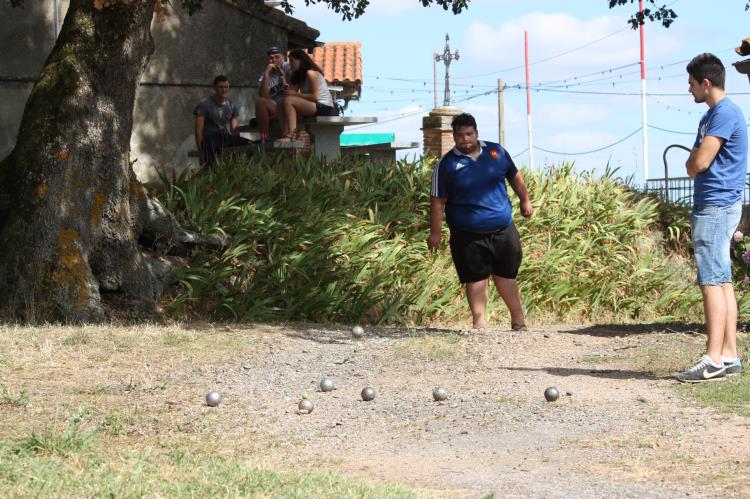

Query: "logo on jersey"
(489, 149), (499, 160)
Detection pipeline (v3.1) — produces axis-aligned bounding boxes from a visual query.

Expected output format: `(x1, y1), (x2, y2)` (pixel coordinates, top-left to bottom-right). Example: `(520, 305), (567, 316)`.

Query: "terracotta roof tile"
(312, 42), (362, 99)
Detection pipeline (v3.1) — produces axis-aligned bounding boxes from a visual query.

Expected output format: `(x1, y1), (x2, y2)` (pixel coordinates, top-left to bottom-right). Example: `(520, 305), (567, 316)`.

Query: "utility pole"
(498, 79), (506, 147)
(434, 34), (459, 107)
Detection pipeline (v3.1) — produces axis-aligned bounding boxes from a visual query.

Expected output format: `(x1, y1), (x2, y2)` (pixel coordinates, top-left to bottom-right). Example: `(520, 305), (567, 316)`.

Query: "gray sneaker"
(723, 358), (742, 376)
(675, 355), (726, 383)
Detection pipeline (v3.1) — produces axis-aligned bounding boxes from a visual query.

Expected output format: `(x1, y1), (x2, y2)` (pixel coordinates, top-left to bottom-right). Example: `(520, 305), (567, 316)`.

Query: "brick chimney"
(422, 106), (462, 158)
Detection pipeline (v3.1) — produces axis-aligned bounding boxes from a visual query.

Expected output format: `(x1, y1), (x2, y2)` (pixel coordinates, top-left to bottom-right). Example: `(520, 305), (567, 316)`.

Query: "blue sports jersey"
(693, 97), (748, 206)
(431, 140), (518, 232)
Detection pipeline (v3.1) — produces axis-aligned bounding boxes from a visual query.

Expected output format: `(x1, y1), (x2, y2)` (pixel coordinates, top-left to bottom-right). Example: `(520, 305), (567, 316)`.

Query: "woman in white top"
(275, 49), (337, 143)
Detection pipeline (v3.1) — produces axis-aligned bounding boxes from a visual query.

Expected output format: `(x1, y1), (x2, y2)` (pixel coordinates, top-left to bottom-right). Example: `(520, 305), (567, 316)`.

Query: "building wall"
(0, 0), (317, 184)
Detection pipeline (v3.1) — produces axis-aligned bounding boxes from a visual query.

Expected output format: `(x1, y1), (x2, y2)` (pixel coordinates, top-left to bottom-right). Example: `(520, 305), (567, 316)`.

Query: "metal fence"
(644, 175), (750, 206)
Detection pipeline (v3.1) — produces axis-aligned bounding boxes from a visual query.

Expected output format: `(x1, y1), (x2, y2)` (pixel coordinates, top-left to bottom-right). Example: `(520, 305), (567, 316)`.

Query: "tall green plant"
(157, 156), (700, 325)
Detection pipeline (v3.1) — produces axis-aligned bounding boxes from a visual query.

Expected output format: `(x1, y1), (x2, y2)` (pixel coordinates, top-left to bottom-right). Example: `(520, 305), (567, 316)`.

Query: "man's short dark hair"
(451, 113), (477, 131)
(686, 53), (725, 89)
(213, 75), (229, 86)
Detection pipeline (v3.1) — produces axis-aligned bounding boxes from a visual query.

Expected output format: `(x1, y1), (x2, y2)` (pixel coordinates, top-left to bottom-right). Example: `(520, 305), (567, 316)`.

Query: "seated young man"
(193, 75), (249, 166)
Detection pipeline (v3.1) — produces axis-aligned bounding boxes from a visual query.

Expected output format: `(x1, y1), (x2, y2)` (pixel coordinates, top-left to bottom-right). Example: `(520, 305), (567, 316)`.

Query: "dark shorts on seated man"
(449, 223), (522, 283)
(201, 133), (250, 167)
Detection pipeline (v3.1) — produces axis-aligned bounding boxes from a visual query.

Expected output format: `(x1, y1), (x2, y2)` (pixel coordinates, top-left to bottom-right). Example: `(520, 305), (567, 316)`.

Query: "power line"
(453, 25), (633, 80)
(648, 124), (694, 135)
(511, 147), (529, 159)
(533, 128), (642, 155)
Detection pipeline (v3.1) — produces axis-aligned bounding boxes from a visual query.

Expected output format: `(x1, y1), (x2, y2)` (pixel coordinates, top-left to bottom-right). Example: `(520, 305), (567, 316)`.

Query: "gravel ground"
(163, 323), (750, 498)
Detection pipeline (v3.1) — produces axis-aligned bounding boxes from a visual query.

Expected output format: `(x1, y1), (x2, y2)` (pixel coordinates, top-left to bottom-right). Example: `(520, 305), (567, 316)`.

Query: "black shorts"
(449, 224), (523, 283)
(315, 102), (337, 116)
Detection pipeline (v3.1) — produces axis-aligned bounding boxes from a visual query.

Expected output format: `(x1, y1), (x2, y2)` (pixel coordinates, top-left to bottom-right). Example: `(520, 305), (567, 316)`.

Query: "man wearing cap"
(255, 46), (292, 142)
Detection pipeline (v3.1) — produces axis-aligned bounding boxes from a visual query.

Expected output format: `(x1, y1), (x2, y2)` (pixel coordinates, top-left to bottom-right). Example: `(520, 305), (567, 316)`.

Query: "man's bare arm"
(428, 196), (447, 250)
(509, 172), (533, 218)
(686, 135), (724, 178)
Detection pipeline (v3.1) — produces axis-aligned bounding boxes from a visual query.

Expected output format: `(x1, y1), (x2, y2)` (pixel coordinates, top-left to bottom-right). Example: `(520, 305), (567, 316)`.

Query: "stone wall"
(0, 0), (318, 184)
(421, 106), (462, 159)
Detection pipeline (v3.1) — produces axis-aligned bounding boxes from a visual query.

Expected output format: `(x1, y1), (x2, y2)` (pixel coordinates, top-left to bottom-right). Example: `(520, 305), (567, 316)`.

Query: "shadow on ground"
(560, 322), (705, 338)
(501, 366), (666, 381)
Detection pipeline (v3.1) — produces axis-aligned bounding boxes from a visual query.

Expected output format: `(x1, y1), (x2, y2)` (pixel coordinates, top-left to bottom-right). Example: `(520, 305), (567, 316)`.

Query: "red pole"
(639, 0), (649, 183)
(525, 30), (533, 168)
(639, 0), (645, 80)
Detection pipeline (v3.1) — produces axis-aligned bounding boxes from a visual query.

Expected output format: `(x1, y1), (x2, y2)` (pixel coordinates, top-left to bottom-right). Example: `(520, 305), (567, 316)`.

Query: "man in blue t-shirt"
(676, 53), (748, 383)
(428, 113), (533, 331)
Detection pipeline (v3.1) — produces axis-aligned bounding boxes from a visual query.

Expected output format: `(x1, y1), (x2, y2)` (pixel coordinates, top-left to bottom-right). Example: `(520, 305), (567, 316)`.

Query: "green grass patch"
(0, 433), (427, 498)
(676, 376), (750, 417)
(61, 330), (93, 346)
(1, 386), (30, 408)
(674, 332), (750, 417)
(393, 333), (463, 362)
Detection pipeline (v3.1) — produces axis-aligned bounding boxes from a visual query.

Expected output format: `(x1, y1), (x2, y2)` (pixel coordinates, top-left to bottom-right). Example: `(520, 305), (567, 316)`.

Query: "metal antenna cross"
(434, 33), (460, 107)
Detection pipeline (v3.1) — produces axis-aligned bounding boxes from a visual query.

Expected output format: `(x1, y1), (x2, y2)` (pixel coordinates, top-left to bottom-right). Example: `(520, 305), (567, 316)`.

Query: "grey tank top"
(302, 71), (334, 107)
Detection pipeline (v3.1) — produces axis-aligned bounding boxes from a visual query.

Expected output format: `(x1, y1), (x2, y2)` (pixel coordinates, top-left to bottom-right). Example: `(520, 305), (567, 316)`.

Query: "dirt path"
(168, 323), (750, 498)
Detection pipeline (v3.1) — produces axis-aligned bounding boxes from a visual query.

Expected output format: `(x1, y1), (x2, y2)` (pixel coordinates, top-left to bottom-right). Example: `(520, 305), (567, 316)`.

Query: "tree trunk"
(0, 0), (201, 322)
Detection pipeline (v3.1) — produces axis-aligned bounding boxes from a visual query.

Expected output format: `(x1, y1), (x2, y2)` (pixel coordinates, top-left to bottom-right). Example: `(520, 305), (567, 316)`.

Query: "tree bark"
(0, 0), (198, 322)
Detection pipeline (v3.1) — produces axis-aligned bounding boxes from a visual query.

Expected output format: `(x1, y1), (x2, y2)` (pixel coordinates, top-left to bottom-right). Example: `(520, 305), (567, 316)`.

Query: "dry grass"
(0, 323), (429, 497)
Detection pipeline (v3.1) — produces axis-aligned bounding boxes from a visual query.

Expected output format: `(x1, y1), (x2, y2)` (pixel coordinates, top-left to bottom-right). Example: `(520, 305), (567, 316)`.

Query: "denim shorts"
(691, 202), (742, 285)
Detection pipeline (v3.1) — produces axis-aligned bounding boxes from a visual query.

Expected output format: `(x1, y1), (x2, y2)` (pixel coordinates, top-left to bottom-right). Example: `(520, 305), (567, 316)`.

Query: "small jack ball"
(544, 387), (559, 402)
(320, 378), (334, 392)
(298, 399), (314, 413)
(351, 325), (365, 338)
(432, 387), (448, 402)
(361, 387), (376, 401)
(206, 391), (222, 407)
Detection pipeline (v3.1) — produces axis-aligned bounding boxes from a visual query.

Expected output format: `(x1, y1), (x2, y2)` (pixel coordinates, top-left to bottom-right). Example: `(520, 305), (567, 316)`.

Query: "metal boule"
(320, 378), (335, 392)
(351, 325), (365, 338)
(206, 390), (222, 407)
(544, 387), (559, 402)
(298, 399), (314, 413)
(361, 387), (376, 401)
(432, 387), (448, 402)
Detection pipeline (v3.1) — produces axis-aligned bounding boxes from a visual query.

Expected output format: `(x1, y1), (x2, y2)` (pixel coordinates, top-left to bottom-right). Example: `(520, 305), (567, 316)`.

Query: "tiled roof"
(312, 42), (362, 97)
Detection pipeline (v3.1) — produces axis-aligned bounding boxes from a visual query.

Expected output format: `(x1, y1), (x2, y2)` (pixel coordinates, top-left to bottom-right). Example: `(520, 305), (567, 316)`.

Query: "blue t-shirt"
(693, 97), (748, 206)
(431, 140), (518, 232)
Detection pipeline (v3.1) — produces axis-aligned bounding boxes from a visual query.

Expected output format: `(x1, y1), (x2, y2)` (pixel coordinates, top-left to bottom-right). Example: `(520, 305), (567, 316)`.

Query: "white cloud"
(458, 12), (681, 82)
(534, 102), (616, 127)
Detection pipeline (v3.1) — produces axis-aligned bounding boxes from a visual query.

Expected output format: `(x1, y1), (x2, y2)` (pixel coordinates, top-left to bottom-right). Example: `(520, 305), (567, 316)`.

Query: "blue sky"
(281, 0), (750, 185)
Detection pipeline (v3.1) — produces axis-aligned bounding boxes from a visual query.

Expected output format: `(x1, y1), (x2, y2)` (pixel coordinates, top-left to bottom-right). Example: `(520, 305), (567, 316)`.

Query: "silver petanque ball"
(361, 387), (376, 401)
(544, 386), (560, 402)
(320, 378), (335, 392)
(298, 399), (314, 413)
(351, 325), (365, 339)
(432, 387), (448, 402)
(205, 391), (222, 407)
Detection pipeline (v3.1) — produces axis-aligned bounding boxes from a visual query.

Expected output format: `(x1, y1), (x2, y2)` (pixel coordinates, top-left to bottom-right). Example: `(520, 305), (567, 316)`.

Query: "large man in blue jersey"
(428, 113), (533, 331)
(676, 53), (748, 383)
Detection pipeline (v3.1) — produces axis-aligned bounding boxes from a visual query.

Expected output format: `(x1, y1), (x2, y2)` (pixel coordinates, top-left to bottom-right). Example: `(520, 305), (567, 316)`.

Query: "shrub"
(157, 155), (701, 325)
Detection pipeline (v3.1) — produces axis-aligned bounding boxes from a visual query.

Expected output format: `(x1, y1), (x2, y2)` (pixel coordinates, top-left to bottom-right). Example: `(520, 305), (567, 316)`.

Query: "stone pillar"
(422, 106), (462, 158)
